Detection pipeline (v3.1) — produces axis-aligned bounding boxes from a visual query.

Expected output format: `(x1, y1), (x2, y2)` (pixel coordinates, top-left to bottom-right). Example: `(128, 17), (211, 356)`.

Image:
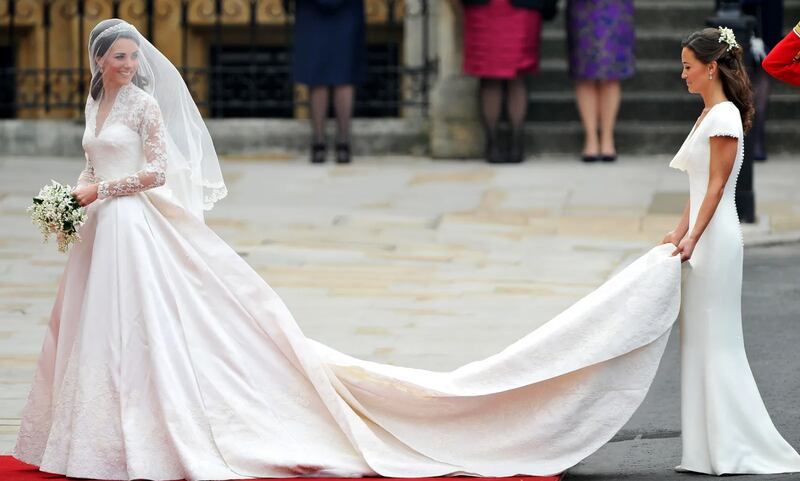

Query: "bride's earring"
(708, 70), (713, 80)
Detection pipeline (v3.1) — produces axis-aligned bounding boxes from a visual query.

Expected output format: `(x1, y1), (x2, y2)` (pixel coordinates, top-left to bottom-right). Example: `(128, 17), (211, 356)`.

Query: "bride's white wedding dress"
(12, 83), (684, 480)
(670, 100), (800, 475)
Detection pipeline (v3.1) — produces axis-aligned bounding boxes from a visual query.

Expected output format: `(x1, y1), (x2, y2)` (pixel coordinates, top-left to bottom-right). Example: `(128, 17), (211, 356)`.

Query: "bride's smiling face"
(681, 47), (712, 94)
(98, 38), (139, 90)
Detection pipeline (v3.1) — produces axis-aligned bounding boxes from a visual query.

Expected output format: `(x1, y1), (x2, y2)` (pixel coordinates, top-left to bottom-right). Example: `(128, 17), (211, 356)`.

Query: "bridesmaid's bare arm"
(662, 200), (690, 246)
(672, 136), (737, 261)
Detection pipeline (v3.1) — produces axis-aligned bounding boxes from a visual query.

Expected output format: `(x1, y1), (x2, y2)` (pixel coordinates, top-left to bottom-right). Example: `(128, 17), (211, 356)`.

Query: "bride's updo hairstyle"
(681, 27), (754, 133)
(89, 19), (149, 100)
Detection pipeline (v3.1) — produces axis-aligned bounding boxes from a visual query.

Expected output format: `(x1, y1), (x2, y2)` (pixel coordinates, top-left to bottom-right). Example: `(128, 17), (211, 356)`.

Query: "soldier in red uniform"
(762, 21), (800, 86)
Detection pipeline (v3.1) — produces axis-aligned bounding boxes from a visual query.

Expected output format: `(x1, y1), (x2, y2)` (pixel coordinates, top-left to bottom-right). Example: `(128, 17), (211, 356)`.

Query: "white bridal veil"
(88, 18), (227, 218)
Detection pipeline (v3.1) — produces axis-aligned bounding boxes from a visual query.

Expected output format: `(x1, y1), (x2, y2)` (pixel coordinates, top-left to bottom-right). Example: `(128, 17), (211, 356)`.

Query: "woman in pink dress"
(455, 0), (551, 163)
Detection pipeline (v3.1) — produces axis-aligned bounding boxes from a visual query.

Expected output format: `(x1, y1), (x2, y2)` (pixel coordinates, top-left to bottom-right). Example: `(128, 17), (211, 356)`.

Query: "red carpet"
(0, 457), (561, 481)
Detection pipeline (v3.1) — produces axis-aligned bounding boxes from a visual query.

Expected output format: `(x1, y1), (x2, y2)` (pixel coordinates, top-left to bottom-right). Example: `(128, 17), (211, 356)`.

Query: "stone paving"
(1, 154), (799, 454)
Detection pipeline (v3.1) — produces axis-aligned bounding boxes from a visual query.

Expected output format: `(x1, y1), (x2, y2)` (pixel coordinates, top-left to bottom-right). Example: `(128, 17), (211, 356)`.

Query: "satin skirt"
(14, 191), (682, 481)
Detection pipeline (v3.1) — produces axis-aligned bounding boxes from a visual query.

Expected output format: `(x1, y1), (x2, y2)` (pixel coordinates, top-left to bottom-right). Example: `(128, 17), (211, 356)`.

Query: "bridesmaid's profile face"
(98, 38), (140, 90)
(680, 47), (707, 94)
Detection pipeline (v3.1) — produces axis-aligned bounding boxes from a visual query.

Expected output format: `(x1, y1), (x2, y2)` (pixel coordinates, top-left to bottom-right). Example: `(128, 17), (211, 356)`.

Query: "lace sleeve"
(76, 154), (96, 188)
(97, 98), (167, 199)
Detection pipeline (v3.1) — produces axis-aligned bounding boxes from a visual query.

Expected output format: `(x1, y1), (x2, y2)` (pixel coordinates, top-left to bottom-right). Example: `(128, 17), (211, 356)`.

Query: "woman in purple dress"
(567, 0), (635, 162)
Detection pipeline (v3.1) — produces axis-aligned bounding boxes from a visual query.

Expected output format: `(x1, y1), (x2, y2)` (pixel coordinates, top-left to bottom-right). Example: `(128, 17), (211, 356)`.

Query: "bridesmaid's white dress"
(670, 100), (800, 475)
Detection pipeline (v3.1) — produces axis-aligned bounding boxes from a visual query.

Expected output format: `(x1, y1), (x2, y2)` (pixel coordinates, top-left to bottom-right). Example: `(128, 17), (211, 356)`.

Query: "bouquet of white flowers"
(28, 180), (87, 252)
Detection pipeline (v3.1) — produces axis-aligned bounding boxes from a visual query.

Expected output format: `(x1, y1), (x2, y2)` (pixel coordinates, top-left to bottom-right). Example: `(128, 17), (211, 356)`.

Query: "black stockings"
(480, 76), (528, 136)
(309, 85), (354, 145)
(480, 79), (503, 138)
(479, 76), (528, 162)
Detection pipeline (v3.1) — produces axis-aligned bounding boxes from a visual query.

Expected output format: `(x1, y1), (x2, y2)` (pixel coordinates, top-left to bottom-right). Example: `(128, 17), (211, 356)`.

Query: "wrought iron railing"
(0, 0), (433, 119)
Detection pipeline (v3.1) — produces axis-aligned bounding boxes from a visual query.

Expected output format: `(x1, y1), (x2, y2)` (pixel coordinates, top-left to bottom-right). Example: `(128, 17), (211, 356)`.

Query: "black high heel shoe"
(310, 142), (326, 164)
(335, 142), (351, 164)
(508, 130), (525, 163)
(486, 135), (504, 164)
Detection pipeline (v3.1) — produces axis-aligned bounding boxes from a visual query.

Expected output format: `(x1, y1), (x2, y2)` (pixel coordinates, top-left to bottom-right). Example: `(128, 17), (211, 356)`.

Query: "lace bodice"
(79, 83), (167, 199)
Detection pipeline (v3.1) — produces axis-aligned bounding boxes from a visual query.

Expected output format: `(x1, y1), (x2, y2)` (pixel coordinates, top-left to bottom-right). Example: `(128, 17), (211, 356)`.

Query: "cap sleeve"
(706, 103), (742, 140)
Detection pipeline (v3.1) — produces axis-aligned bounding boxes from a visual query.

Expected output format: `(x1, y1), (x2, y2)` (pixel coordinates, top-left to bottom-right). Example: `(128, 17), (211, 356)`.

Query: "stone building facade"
(0, 0), (438, 121)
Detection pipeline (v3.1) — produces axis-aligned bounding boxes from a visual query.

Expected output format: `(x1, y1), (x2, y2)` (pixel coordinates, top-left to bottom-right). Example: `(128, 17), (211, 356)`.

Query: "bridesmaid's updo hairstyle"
(89, 19), (145, 101)
(682, 27), (754, 133)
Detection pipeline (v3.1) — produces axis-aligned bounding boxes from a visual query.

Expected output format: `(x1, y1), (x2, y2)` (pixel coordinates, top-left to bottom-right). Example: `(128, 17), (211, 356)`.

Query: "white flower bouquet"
(28, 180), (87, 252)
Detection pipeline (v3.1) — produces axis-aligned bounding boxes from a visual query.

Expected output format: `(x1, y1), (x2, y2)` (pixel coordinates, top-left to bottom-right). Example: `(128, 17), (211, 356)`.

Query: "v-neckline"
(669, 101), (731, 171)
(687, 100), (730, 142)
(94, 85), (125, 138)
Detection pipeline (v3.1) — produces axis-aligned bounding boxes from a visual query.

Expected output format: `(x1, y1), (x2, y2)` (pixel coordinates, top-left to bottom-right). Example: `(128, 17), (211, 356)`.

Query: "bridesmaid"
(664, 27), (800, 475)
(292, 0), (366, 164)
(566, 0), (635, 162)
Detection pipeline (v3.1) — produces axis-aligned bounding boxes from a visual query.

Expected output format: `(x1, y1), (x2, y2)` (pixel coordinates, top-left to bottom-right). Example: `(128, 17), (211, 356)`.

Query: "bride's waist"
(87, 148), (145, 180)
(94, 165), (147, 181)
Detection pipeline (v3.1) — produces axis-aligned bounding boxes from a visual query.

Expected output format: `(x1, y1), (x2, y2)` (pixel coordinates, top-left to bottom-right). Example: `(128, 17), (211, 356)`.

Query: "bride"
(7, 19), (792, 481)
(12, 17), (681, 481)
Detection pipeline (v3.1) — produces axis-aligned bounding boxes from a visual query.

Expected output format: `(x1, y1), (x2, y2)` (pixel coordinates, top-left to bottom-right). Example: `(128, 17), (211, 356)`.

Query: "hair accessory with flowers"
(718, 26), (739, 52)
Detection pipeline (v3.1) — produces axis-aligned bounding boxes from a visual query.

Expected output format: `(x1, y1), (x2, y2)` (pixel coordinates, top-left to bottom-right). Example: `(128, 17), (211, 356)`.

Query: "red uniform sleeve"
(762, 21), (800, 86)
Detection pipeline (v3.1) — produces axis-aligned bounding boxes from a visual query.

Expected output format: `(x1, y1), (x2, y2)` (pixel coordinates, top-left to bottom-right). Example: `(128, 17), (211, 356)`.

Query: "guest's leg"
(333, 84), (355, 163)
(333, 84), (355, 143)
(480, 78), (503, 163)
(309, 85), (330, 163)
(575, 80), (600, 161)
(507, 74), (528, 163)
(598, 79), (621, 161)
(310, 85), (330, 143)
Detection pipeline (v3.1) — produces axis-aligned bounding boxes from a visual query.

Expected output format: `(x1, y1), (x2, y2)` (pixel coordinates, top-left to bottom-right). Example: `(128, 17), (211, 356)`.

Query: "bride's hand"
(73, 184), (99, 207)
(671, 236), (697, 262)
(661, 230), (682, 247)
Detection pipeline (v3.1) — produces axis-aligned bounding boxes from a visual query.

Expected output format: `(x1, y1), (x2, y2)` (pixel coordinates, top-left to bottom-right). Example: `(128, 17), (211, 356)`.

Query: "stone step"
(1, 117), (795, 157)
(542, 0), (800, 32)
(529, 59), (800, 95)
(540, 23), (800, 64)
(539, 30), (685, 62)
(526, 91), (800, 122)
(543, 1), (706, 32)
(0, 118), (431, 157)
(520, 120), (799, 155)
